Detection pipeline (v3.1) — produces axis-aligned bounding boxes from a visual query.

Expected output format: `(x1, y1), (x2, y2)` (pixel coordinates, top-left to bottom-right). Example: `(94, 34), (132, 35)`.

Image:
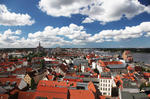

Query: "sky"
(0, 0), (150, 48)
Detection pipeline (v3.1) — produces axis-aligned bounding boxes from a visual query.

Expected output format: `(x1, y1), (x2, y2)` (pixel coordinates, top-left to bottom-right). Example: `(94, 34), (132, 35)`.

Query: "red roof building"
(143, 72), (150, 79)
(18, 91), (35, 99)
(69, 89), (95, 99)
(37, 80), (77, 88)
(98, 60), (123, 67)
(0, 94), (9, 99)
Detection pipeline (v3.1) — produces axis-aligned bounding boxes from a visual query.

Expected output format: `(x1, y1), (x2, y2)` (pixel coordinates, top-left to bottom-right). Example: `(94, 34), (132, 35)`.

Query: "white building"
(98, 72), (116, 96)
(97, 63), (103, 73)
(81, 66), (85, 72)
(8, 52), (23, 58)
(92, 62), (97, 69)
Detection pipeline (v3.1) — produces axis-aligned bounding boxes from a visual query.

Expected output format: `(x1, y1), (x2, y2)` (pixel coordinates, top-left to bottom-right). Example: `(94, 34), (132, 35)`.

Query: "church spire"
(39, 41), (41, 47)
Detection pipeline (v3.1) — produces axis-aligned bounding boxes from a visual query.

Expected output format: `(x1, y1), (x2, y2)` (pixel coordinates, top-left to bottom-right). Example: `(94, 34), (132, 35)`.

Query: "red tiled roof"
(143, 72), (150, 78)
(0, 94), (9, 99)
(32, 57), (44, 60)
(0, 78), (21, 86)
(10, 89), (19, 95)
(12, 67), (32, 74)
(37, 80), (77, 89)
(127, 66), (133, 70)
(88, 82), (96, 93)
(99, 95), (105, 99)
(98, 60), (122, 67)
(148, 94), (150, 98)
(69, 89), (95, 99)
(36, 81), (69, 99)
(34, 89), (68, 99)
(85, 67), (91, 72)
(18, 91), (35, 99)
(47, 75), (54, 80)
(37, 86), (68, 94)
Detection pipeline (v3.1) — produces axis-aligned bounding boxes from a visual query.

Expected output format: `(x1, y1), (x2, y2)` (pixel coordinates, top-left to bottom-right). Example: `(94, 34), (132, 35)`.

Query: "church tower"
(39, 42), (41, 47)
(36, 41), (44, 53)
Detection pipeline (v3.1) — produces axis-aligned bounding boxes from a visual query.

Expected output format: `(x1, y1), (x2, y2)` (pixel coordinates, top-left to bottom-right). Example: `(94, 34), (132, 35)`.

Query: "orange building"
(122, 50), (133, 62)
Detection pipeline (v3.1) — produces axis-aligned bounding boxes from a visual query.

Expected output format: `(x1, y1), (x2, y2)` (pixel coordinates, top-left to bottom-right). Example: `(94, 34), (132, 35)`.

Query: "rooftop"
(121, 92), (149, 99)
(107, 63), (127, 69)
(37, 80), (77, 89)
(99, 72), (111, 78)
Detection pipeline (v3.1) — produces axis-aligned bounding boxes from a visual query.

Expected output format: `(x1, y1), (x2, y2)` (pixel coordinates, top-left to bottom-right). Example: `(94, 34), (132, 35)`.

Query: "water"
(132, 53), (150, 64)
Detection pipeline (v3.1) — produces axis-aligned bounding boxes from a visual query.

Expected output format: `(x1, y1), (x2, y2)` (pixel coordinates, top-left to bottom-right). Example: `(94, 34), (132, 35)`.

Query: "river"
(132, 53), (150, 64)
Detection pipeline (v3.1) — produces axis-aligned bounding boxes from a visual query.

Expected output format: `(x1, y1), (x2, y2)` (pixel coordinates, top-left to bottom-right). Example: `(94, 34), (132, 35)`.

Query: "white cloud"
(92, 22), (150, 42)
(0, 24), (92, 48)
(1, 22), (150, 48)
(38, 0), (150, 24)
(0, 4), (35, 26)
(38, 0), (91, 17)
(145, 5), (150, 14)
(82, 17), (94, 23)
(28, 23), (91, 46)
(0, 29), (22, 47)
(145, 32), (150, 37)
(82, 0), (150, 24)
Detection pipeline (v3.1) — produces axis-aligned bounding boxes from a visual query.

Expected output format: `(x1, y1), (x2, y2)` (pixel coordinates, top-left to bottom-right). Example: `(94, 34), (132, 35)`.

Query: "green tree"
(40, 59), (45, 69)
(31, 78), (36, 90)
(9, 55), (13, 59)
(140, 83), (146, 91)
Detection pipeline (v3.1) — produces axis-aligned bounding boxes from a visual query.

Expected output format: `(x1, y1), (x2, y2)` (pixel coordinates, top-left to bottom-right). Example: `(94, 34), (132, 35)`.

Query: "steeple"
(39, 42), (41, 47)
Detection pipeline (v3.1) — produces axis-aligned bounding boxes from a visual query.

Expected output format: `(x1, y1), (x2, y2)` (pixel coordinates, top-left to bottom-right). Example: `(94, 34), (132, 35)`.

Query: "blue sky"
(0, 0), (150, 48)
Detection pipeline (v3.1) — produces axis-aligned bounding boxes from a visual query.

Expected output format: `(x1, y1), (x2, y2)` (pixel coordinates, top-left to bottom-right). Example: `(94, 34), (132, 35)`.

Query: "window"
(103, 92), (107, 95)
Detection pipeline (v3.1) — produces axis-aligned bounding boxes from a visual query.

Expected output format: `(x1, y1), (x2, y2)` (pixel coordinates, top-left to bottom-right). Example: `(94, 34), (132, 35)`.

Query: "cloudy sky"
(0, 0), (150, 48)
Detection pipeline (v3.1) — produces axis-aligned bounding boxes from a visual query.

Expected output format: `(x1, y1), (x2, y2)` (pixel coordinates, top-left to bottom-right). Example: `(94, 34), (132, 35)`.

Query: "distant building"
(106, 63), (127, 74)
(36, 42), (44, 53)
(51, 47), (62, 55)
(24, 69), (48, 86)
(8, 52), (23, 58)
(122, 50), (133, 63)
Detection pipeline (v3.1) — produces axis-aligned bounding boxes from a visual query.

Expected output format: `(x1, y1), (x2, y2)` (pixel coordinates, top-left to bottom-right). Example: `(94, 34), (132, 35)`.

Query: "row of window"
(100, 79), (111, 83)
(102, 92), (111, 96)
(99, 83), (111, 87)
(100, 87), (111, 91)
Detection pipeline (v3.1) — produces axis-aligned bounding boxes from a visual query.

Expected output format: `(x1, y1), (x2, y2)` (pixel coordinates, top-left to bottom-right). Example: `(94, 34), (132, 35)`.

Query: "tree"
(31, 78), (36, 90)
(40, 59), (45, 69)
(9, 55), (13, 59)
(94, 69), (99, 74)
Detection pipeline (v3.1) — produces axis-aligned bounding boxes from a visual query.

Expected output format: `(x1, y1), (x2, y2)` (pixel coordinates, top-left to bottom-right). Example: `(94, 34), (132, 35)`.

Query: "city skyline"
(0, 0), (150, 48)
